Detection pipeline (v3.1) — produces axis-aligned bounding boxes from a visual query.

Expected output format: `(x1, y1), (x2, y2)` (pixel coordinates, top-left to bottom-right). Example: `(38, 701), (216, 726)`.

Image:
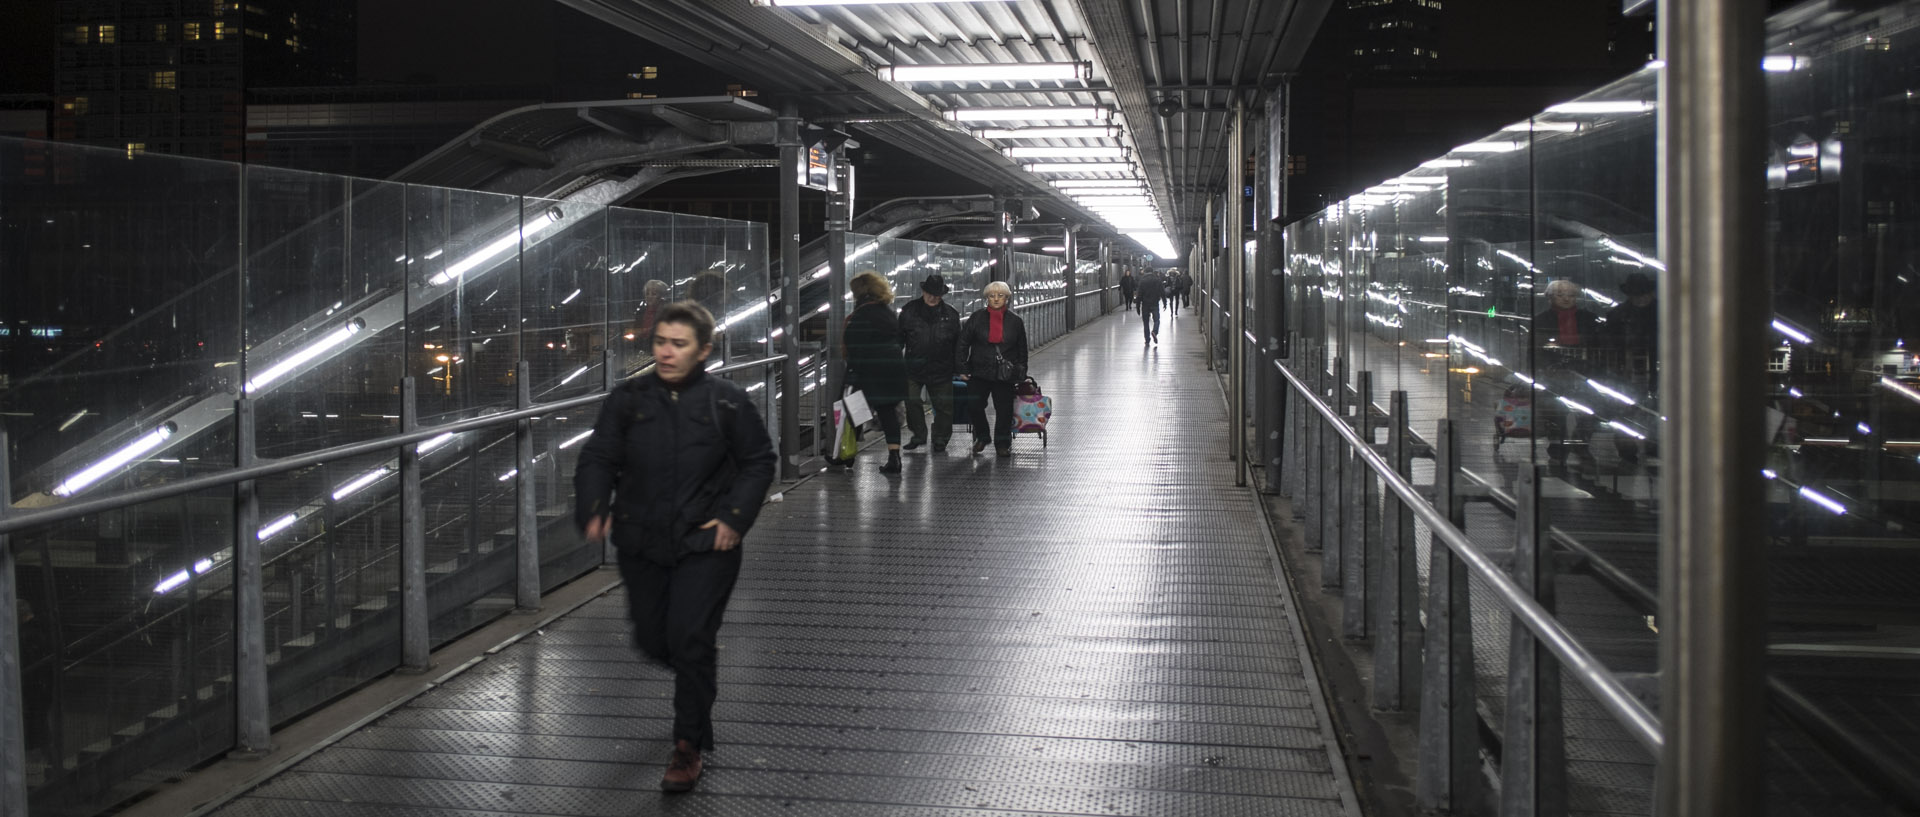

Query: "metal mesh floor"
(210, 309), (1360, 817)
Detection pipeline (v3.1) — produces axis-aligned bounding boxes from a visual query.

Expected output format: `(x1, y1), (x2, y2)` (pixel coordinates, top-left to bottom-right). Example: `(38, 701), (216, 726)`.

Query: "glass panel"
(405, 183), (525, 646)
(1761, 4), (1920, 811)
(242, 165), (409, 721)
(1, 138), (242, 814)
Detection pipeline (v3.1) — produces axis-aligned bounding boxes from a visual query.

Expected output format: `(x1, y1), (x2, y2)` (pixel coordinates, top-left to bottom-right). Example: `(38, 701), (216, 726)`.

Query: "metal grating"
(210, 310), (1358, 817)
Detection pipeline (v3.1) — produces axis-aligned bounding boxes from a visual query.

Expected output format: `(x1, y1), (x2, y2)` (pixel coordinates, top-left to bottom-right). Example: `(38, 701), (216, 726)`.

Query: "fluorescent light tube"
(154, 570), (191, 594)
(1006, 146), (1125, 159)
(1025, 162), (1134, 173)
(1502, 121), (1579, 133)
(1546, 100), (1654, 114)
(427, 207), (563, 286)
(1452, 140), (1523, 153)
(1762, 55), (1804, 72)
(244, 318), (366, 394)
(881, 62), (1088, 83)
(418, 432), (457, 454)
(331, 467), (391, 501)
(560, 429), (594, 449)
(756, 0), (1013, 5)
(1772, 319), (1812, 344)
(53, 422), (178, 497)
(946, 107), (1109, 122)
(978, 126), (1118, 139)
(257, 513), (298, 541)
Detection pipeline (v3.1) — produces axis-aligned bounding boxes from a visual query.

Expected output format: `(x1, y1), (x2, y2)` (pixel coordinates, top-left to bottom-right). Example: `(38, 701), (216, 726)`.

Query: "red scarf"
(1554, 307), (1581, 346)
(988, 308), (1005, 343)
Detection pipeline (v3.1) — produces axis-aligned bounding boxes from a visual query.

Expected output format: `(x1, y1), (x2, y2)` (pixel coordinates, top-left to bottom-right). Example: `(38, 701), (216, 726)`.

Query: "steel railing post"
(1343, 370), (1374, 640)
(1501, 465), (1566, 816)
(1303, 343), (1324, 548)
(777, 107), (803, 481)
(1417, 418), (1480, 813)
(515, 361), (539, 611)
(0, 426), (25, 817)
(1321, 355), (1347, 589)
(1374, 390), (1420, 711)
(399, 377), (431, 672)
(231, 397), (271, 756)
(1284, 331), (1304, 503)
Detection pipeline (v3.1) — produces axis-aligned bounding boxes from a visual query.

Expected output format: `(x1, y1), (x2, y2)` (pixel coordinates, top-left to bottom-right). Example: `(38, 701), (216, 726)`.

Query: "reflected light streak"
(1799, 486), (1847, 515)
(53, 422), (177, 497)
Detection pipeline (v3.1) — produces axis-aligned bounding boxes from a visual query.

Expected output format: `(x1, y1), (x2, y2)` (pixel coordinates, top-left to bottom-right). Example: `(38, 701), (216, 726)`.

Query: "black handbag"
(990, 347), (1017, 382)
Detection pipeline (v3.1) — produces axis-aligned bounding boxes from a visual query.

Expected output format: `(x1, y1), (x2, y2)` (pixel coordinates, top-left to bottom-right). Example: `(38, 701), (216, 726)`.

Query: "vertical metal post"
(1099, 240), (1112, 314)
(1373, 390), (1420, 711)
(1343, 371), (1373, 640)
(601, 349), (620, 566)
(399, 377), (431, 671)
(1302, 343), (1322, 548)
(231, 398), (271, 756)
(0, 426), (26, 817)
(1659, 0), (1769, 813)
(1063, 224), (1078, 328)
(1502, 465), (1566, 816)
(1228, 102), (1247, 484)
(514, 362), (539, 611)
(1321, 356), (1347, 589)
(1284, 331), (1304, 502)
(1417, 418), (1480, 813)
(776, 105), (804, 481)
(824, 155), (851, 414)
(995, 205), (1014, 284)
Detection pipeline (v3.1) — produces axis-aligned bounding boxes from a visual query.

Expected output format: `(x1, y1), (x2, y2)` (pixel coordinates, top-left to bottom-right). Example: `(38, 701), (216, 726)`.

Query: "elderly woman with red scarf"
(955, 280), (1029, 457)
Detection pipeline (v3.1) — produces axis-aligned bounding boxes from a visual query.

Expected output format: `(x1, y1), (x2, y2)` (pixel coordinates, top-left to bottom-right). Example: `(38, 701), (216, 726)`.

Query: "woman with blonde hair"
(955, 280), (1029, 457)
(842, 271), (909, 473)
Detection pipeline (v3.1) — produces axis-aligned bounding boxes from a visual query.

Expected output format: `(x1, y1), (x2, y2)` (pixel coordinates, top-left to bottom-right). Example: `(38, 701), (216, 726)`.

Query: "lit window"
(153, 70), (177, 89)
(71, 25), (89, 43)
(98, 24), (117, 44)
(643, 66), (658, 79)
(155, 23), (168, 40)
(184, 22), (201, 40)
(126, 142), (146, 159)
(213, 21), (228, 40)
(246, 28), (269, 40)
(246, 4), (264, 13)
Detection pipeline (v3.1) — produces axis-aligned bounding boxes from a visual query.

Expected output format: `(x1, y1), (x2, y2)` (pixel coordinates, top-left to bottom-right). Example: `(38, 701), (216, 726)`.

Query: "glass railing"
(1, 135), (776, 817)
(1245, 1), (1920, 813)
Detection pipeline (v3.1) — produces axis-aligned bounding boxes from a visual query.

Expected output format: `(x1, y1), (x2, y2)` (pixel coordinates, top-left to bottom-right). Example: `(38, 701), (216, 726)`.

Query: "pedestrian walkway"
(207, 307), (1361, 817)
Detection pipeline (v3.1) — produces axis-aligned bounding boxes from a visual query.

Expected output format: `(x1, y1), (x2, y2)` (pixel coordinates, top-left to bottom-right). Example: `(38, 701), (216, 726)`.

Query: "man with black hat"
(898, 273), (962, 452)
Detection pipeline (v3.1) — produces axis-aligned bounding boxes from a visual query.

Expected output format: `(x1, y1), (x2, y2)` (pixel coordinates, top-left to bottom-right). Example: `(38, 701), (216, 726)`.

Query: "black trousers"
(617, 546), (743, 750)
(968, 378), (1018, 446)
(1140, 300), (1161, 340)
(870, 399), (903, 445)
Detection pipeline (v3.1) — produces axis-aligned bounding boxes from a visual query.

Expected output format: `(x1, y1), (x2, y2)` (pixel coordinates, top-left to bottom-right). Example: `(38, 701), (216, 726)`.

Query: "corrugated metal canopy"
(555, 0), (1332, 260)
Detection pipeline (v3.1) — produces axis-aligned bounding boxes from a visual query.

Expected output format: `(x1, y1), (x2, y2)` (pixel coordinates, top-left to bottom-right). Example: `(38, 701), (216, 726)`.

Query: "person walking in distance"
(898, 273), (961, 453)
(1119, 270), (1136, 310)
(575, 300), (777, 793)
(1136, 269), (1166, 343)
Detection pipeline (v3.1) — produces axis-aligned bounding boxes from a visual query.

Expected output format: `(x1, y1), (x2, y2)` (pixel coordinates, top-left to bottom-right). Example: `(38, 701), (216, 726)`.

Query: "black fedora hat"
(921, 274), (950, 295)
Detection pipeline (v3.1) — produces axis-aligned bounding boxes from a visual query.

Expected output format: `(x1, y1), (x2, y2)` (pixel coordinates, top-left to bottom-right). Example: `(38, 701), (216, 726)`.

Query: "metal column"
(399, 377), (431, 671)
(1658, 0), (1770, 813)
(1502, 466), (1565, 816)
(1228, 102), (1247, 485)
(515, 362), (539, 611)
(1417, 419), (1480, 813)
(823, 153), (851, 421)
(0, 427), (25, 817)
(232, 397), (271, 756)
(777, 106), (804, 480)
(1342, 371), (1372, 640)
(1373, 391), (1420, 711)
(1063, 224), (1078, 328)
(995, 205), (1015, 284)
(1321, 355), (1346, 590)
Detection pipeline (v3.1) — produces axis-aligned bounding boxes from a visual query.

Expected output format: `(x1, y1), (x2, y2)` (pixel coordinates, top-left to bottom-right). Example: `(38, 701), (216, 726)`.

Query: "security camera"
(1155, 98), (1182, 118)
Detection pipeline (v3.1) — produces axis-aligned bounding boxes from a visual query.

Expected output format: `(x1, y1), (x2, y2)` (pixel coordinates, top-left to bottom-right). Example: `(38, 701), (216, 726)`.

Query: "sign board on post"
(799, 144), (836, 192)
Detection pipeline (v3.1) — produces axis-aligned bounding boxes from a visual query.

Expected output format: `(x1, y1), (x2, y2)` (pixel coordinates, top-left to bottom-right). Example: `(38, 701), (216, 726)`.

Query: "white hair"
(983, 281), (1012, 298)
(1547, 279), (1580, 297)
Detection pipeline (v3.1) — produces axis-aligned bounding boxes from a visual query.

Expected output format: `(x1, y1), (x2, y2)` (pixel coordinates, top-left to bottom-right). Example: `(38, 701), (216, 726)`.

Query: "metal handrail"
(0, 354), (789, 537)
(1272, 357), (1665, 755)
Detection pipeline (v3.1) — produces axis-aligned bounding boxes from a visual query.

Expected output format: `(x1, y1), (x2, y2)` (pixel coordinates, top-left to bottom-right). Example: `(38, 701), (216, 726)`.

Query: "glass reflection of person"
(1534, 279), (1601, 352)
(1532, 278), (1601, 466)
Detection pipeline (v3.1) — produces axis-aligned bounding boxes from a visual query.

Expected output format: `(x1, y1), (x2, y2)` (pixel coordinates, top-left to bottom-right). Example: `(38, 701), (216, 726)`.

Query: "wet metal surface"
(210, 310), (1359, 817)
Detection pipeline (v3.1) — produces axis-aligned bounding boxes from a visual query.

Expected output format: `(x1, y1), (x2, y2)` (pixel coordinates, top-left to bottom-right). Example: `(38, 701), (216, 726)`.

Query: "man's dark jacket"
(1136, 273), (1167, 305)
(574, 369), (776, 565)
(897, 297), (960, 382)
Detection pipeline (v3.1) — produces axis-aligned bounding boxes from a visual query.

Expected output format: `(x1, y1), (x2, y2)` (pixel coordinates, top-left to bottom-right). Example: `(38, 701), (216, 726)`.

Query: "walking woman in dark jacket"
(843, 270), (909, 473)
(575, 300), (776, 792)
(956, 280), (1029, 457)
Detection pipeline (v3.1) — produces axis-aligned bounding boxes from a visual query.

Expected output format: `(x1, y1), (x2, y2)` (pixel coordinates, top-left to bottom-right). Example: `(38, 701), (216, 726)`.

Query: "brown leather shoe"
(660, 739), (703, 792)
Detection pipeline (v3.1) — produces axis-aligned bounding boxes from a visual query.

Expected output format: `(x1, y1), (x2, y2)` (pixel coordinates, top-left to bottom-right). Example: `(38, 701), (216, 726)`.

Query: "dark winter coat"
(574, 370), (777, 566)
(1119, 273), (1136, 294)
(843, 300), (909, 405)
(956, 307), (1030, 384)
(1533, 306), (1603, 349)
(897, 297), (961, 382)
(1136, 273), (1168, 304)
